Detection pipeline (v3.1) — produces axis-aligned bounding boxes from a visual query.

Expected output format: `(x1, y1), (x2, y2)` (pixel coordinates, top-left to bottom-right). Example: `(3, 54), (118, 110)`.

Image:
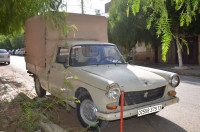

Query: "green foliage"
(11, 34), (25, 49)
(0, 34), (25, 49)
(108, 0), (161, 53)
(0, 38), (12, 50)
(86, 121), (101, 132)
(127, 0), (200, 61)
(0, 0), (67, 36)
(15, 95), (73, 132)
(20, 121), (42, 132)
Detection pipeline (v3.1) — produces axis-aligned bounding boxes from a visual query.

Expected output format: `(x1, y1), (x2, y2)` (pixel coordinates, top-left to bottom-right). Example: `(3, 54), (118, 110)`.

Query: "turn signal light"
(168, 91), (176, 97)
(106, 103), (118, 110)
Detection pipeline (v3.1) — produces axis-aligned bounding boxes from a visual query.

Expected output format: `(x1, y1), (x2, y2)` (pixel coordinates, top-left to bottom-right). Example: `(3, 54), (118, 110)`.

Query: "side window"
(104, 47), (117, 59)
(56, 47), (69, 65)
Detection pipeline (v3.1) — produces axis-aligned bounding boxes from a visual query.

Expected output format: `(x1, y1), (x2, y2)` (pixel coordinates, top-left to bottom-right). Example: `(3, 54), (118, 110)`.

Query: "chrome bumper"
(96, 97), (179, 121)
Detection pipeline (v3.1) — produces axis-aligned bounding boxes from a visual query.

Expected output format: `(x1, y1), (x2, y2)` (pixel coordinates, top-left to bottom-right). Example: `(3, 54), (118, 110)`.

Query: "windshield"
(0, 50), (7, 53)
(70, 45), (125, 66)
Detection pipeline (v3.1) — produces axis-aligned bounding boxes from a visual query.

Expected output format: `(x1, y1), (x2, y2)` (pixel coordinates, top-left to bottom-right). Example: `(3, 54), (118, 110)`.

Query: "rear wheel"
(34, 76), (46, 97)
(77, 92), (108, 131)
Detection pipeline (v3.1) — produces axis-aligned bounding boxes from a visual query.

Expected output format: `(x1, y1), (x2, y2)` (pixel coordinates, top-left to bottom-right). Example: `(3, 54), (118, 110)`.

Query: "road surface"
(1, 56), (200, 132)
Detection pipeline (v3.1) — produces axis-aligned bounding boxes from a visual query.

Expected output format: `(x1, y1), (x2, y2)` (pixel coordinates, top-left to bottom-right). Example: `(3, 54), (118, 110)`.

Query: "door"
(49, 47), (69, 98)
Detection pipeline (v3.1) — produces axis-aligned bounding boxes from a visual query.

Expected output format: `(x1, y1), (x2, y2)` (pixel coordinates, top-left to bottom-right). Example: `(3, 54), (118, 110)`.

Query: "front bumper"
(96, 97), (179, 121)
(0, 58), (10, 62)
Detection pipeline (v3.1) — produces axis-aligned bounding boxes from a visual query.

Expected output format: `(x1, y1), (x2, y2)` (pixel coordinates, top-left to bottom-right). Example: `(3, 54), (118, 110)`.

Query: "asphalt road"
(7, 56), (200, 132)
(10, 55), (26, 72)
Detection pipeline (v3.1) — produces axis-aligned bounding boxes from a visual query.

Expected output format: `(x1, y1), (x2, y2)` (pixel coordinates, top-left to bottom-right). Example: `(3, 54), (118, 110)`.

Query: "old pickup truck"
(25, 13), (180, 130)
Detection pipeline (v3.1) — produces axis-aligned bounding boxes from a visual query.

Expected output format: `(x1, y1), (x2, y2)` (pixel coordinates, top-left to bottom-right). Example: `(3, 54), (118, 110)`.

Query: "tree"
(4, 39), (12, 50)
(127, 0), (200, 67)
(95, 9), (101, 16)
(0, 0), (67, 36)
(11, 34), (25, 49)
(108, 0), (160, 54)
(0, 34), (24, 50)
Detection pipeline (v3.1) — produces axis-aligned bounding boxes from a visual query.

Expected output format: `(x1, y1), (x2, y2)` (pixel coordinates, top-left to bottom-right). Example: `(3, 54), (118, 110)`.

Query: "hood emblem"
(144, 92), (148, 98)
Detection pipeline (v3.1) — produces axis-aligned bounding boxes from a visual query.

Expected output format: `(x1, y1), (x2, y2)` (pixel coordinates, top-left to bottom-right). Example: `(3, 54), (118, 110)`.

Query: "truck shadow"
(104, 114), (187, 132)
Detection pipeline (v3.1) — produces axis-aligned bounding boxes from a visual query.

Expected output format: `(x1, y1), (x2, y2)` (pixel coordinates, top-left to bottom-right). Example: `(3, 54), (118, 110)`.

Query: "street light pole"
(81, 0), (84, 14)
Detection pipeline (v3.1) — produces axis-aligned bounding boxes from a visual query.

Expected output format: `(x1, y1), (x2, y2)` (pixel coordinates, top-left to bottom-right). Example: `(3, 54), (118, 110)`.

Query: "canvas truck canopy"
(25, 13), (108, 69)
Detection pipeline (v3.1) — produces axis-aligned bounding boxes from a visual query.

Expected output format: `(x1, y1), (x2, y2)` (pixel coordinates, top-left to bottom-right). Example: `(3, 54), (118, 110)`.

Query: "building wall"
(135, 43), (155, 63)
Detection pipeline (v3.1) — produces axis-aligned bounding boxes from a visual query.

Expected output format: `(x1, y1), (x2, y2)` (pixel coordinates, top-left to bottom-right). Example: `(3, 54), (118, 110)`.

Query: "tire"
(34, 76), (46, 97)
(7, 62), (10, 65)
(77, 92), (108, 131)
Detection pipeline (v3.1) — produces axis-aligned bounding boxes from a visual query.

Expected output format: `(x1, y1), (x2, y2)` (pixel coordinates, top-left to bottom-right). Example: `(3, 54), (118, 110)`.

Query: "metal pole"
(81, 0), (84, 14)
(120, 91), (124, 132)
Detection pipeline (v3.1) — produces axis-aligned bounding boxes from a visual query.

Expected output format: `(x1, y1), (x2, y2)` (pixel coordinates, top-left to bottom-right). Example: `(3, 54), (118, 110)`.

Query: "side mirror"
(126, 55), (133, 64)
(56, 55), (66, 63)
(56, 55), (68, 68)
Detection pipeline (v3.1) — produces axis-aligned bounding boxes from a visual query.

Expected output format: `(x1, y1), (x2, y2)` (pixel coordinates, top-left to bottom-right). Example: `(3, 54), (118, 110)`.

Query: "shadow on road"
(180, 76), (200, 86)
(103, 114), (187, 132)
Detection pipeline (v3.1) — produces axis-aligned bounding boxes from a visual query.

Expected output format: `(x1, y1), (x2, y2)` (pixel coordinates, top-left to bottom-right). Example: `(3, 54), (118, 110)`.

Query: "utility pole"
(81, 0), (84, 14)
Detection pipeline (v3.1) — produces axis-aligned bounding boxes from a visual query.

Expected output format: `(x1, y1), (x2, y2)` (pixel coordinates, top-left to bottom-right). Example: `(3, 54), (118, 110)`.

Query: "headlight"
(169, 73), (180, 87)
(106, 83), (121, 100)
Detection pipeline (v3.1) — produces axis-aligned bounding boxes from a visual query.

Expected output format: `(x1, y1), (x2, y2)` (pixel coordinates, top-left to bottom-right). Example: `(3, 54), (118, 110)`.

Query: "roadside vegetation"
(108, 0), (200, 67)
(0, 83), (85, 132)
(0, 66), (101, 132)
(0, 34), (24, 50)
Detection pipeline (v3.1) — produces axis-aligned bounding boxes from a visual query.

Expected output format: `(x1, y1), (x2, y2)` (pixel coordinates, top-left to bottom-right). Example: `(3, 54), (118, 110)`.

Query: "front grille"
(119, 86), (165, 106)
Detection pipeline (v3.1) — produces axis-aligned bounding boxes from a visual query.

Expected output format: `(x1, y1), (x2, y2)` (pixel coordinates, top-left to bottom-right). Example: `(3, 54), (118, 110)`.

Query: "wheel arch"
(75, 87), (90, 99)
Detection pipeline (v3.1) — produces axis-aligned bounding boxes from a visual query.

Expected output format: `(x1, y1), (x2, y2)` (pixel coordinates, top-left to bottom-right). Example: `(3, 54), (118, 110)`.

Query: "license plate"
(0, 56), (4, 58)
(138, 104), (162, 117)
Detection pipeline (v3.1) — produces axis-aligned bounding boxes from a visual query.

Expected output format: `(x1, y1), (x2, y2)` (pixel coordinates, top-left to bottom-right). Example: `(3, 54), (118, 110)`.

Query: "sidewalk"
(138, 63), (200, 77)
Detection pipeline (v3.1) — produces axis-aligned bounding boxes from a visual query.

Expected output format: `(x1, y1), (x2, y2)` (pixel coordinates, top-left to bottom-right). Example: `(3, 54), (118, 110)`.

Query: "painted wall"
(134, 42), (154, 63)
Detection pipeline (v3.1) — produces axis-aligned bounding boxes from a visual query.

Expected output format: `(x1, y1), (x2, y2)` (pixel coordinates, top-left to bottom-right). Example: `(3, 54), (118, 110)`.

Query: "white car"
(0, 49), (10, 64)
(27, 41), (180, 130)
(21, 48), (25, 56)
(15, 49), (20, 55)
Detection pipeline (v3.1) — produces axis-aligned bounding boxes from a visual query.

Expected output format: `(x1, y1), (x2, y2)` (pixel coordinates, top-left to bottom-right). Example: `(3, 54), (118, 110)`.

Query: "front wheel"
(34, 76), (46, 97)
(77, 92), (108, 131)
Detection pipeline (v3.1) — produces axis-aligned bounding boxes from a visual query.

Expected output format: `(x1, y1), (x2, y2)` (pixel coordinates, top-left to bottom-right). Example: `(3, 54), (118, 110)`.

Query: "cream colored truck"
(25, 13), (180, 130)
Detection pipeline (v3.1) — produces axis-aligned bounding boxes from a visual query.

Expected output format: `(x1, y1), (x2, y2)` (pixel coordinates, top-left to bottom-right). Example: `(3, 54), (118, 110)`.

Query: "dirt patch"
(0, 65), (85, 132)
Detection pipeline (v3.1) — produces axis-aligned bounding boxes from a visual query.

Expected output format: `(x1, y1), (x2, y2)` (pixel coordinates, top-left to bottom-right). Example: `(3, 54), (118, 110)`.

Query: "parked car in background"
(21, 48), (25, 56)
(11, 49), (15, 55)
(8, 50), (12, 54)
(18, 49), (22, 55)
(17, 48), (25, 56)
(15, 49), (20, 55)
(0, 49), (10, 64)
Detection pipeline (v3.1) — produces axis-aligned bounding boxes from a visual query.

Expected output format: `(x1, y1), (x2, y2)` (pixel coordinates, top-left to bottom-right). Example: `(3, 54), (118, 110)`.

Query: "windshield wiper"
(115, 55), (123, 65)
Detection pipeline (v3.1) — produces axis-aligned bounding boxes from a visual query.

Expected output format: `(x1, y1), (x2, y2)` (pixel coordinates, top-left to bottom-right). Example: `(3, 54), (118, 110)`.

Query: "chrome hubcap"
(80, 99), (97, 125)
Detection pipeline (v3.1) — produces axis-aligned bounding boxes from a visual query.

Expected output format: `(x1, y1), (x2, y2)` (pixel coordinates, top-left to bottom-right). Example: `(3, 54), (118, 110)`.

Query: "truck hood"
(80, 64), (168, 92)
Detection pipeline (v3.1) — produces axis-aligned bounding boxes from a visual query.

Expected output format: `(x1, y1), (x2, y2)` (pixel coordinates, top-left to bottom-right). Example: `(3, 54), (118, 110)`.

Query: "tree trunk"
(175, 31), (183, 67)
